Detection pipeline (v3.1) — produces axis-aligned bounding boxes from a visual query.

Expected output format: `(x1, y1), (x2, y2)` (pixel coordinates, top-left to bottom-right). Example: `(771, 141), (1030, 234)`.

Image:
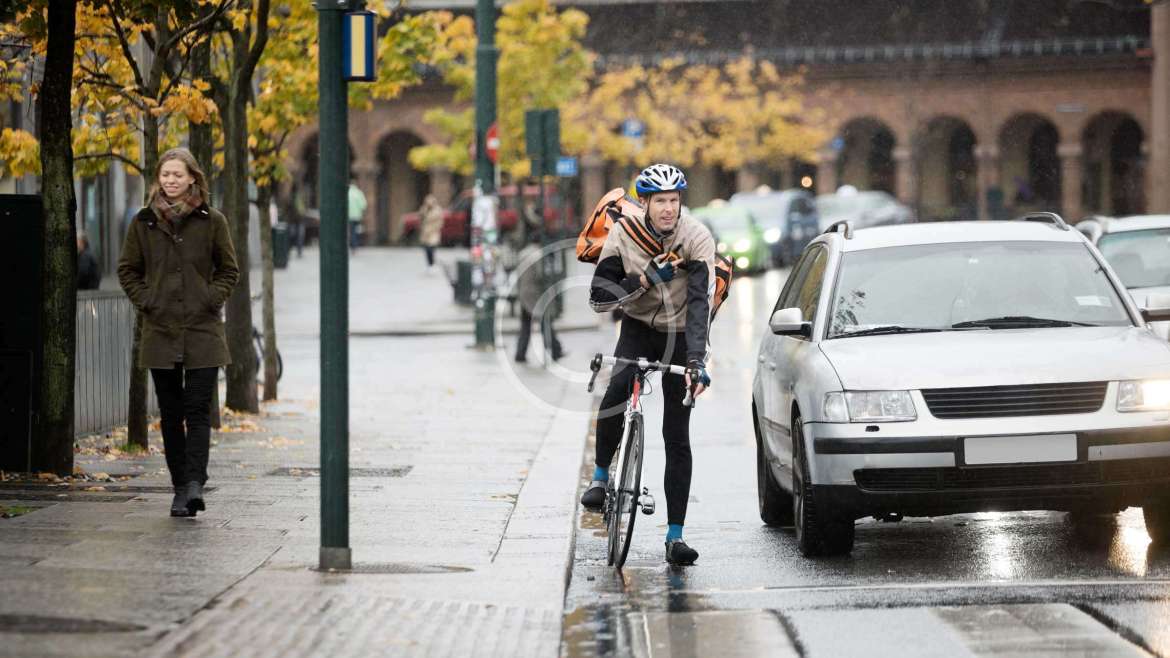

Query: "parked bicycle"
(587, 353), (694, 569)
(218, 326), (283, 383)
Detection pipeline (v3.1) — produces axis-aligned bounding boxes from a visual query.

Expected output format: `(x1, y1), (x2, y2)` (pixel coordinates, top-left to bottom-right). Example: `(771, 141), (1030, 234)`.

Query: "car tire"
(1143, 499), (1170, 544)
(792, 415), (854, 557)
(754, 401), (793, 527)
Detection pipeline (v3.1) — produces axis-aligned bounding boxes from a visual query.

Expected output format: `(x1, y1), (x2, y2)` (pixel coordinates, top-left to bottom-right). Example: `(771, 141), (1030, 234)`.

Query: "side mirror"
(770, 307), (811, 337)
(1141, 293), (1170, 323)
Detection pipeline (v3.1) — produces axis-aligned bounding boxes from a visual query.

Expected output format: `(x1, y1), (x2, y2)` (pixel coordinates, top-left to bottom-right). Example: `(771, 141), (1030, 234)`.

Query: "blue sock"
(666, 524), (683, 542)
(592, 465), (608, 482)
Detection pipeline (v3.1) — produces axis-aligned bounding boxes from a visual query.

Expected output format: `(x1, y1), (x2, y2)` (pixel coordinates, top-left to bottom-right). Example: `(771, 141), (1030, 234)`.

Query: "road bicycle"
(587, 354), (694, 569)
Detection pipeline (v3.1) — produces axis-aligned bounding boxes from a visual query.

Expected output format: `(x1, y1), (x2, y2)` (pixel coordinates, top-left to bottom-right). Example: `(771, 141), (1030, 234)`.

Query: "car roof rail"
(824, 219), (853, 239)
(1018, 211), (1070, 231)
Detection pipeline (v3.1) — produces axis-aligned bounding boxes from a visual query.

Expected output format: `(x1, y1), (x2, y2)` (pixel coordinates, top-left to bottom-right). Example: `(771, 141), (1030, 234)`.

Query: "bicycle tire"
(614, 414), (643, 569)
(606, 414), (637, 567)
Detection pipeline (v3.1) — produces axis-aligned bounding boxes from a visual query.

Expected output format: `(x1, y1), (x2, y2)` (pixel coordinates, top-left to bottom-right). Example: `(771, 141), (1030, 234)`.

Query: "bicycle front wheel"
(613, 414), (643, 569)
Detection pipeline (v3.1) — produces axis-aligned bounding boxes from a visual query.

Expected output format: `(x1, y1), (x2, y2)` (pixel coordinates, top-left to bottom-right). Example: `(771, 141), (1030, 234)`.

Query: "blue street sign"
(555, 156), (578, 177)
(621, 119), (645, 139)
(343, 12), (376, 82)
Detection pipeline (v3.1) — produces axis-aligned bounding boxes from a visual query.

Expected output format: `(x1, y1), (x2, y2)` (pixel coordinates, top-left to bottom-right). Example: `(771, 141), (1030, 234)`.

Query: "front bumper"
(806, 424), (1170, 518)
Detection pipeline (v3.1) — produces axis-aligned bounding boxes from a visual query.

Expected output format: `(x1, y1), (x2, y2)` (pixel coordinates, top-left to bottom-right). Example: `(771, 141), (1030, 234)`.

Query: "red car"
(401, 183), (565, 246)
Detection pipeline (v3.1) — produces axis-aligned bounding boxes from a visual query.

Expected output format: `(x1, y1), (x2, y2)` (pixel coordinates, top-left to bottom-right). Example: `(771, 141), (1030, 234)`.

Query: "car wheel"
(754, 401), (793, 527)
(1144, 499), (1170, 544)
(792, 416), (854, 557)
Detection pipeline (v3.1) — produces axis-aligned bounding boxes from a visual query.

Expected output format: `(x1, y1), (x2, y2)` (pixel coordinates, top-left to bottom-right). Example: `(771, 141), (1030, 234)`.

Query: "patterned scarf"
(151, 188), (203, 227)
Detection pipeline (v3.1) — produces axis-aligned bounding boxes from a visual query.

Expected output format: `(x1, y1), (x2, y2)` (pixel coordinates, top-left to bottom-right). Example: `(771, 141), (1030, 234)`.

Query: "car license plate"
(964, 434), (1077, 465)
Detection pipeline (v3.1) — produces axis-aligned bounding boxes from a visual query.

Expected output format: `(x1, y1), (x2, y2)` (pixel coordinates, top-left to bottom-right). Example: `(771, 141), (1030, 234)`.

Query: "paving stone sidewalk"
(0, 245), (611, 657)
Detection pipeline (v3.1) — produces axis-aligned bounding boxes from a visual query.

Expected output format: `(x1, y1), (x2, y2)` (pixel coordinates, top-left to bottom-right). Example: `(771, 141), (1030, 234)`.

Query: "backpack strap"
(616, 214), (662, 258)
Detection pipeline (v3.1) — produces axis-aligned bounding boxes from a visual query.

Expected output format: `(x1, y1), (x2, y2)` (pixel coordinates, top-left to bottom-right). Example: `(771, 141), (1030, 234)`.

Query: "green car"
(691, 204), (771, 274)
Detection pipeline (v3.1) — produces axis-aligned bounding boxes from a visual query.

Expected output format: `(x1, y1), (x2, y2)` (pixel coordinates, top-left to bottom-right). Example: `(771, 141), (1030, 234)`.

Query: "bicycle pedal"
(639, 487), (655, 515)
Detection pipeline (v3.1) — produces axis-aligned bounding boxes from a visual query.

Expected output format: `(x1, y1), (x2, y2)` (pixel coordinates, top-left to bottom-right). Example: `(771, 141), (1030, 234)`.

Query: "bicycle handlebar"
(587, 353), (696, 407)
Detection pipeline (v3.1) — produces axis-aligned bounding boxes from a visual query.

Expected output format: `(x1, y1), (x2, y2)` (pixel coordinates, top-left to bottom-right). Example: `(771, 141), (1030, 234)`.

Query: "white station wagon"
(751, 214), (1170, 557)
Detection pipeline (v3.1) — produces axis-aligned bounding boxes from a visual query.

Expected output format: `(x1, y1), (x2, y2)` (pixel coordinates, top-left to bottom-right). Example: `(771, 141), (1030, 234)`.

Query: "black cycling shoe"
(665, 539), (699, 565)
(580, 480), (606, 511)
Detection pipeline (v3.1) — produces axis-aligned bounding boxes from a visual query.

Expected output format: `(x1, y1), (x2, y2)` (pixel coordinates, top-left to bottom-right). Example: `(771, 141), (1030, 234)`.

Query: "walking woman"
(117, 148), (239, 518)
(419, 194), (443, 270)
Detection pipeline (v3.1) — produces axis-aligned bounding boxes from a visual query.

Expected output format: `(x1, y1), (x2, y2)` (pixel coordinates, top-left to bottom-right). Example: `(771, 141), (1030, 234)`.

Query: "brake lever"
(587, 353), (603, 393)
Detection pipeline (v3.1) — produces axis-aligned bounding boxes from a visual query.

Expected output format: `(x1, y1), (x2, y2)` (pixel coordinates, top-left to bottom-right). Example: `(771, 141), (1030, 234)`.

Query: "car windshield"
(827, 241), (1130, 338)
(1097, 228), (1170, 289)
(816, 193), (889, 220)
(728, 197), (785, 227)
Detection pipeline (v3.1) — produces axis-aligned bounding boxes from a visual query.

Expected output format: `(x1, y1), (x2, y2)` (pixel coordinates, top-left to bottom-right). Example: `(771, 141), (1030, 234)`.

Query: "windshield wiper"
(950, 315), (1095, 329)
(834, 325), (943, 338)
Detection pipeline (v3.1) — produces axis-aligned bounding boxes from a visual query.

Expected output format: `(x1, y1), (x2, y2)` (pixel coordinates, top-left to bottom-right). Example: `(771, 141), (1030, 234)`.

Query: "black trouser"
(516, 307), (563, 360)
(595, 317), (693, 526)
(424, 245), (436, 266)
(150, 365), (217, 488)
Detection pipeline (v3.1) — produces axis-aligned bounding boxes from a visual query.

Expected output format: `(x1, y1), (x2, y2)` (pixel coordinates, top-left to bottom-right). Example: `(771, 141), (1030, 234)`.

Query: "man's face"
(644, 191), (681, 233)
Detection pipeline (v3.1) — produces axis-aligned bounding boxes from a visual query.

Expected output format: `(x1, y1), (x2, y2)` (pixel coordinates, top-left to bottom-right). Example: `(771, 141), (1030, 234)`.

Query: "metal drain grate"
(267, 466), (412, 478)
(326, 563), (472, 574)
(0, 614), (145, 634)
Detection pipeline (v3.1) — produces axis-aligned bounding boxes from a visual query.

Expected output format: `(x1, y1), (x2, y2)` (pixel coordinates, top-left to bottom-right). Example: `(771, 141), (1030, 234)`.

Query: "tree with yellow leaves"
(409, 0), (592, 179)
(568, 57), (825, 177)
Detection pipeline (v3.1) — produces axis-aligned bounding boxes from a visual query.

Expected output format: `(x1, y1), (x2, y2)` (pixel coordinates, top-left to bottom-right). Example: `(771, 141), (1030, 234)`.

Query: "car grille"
(921, 382), (1107, 419)
(854, 457), (1170, 492)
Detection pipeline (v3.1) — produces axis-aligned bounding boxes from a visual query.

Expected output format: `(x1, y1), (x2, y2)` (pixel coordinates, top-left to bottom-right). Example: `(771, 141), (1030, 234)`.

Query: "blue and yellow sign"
(343, 11), (376, 82)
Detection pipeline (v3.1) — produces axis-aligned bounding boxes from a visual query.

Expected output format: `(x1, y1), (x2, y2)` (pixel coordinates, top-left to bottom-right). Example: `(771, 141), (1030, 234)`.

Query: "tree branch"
(160, 0), (234, 57)
(104, 0), (146, 91)
(242, 0), (271, 83)
(76, 151), (142, 173)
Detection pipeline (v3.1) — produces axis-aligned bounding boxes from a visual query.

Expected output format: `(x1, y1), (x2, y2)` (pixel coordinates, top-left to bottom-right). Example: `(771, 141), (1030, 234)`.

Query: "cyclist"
(581, 163), (715, 566)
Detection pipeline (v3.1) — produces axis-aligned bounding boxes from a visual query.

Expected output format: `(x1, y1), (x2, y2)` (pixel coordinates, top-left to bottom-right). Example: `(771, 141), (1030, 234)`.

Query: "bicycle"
(587, 353), (695, 569)
(217, 326), (283, 383)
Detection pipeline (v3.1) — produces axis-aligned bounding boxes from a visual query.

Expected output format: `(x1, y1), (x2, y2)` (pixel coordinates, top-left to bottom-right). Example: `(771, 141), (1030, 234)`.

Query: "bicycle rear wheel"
(613, 414), (643, 569)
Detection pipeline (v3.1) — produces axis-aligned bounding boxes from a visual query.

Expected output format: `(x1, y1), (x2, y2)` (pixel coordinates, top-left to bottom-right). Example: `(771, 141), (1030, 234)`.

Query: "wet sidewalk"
(268, 245), (600, 338)
(0, 245), (614, 657)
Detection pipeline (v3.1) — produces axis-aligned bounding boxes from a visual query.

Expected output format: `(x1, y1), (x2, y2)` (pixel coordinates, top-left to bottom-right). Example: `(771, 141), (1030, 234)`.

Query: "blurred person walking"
(347, 177), (367, 254)
(514, 204), (564, 364)
(77, 233), (101, 290)
(117, 147), (239, 518)
(419, 193), (443, 271)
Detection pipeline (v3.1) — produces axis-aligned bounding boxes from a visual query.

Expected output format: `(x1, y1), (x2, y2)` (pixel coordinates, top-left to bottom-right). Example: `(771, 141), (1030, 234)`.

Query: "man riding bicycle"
(582, 163), (715, 566)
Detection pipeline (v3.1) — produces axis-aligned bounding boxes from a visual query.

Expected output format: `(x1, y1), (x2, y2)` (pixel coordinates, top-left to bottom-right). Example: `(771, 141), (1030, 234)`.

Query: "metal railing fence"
(75, 291), (157, 436)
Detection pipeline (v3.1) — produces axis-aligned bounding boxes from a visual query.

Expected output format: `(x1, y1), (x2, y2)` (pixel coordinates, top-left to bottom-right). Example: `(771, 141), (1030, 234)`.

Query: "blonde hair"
(147, 147), (210, 206)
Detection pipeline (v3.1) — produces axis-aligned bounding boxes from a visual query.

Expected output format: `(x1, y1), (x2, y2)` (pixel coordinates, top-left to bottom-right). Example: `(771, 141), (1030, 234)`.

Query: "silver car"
(1077, 214), (1170, 341)
(752, 214), (1170, 557)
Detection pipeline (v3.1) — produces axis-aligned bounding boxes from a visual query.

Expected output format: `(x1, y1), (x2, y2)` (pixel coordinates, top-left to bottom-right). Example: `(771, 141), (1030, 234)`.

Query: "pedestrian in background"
(419, 193), (443, 271)
(117, 147), (239, 518)
(514, 206), (564, 364)
(347, 177), (367, 254)
(77, 233), (101, 290)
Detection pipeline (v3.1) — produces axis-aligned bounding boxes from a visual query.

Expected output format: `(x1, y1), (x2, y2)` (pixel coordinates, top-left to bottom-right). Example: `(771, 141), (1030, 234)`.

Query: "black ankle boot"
(171, 486), (191, 517)
(186, 481), (205, 515)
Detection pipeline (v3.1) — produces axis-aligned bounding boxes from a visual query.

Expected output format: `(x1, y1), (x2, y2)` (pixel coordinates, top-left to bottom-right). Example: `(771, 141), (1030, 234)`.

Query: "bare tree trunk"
(215, 0), (270, 413)
(189, 27), (221, 428)
(127, 113), (162, 451)
(35, 0), (79, 475)
(257, 185), (278, 401)
(219, 91), (259, 413)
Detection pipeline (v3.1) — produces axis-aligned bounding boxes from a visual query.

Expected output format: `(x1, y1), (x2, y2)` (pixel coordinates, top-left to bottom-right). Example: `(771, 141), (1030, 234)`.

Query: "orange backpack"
(577, 188), (734, 321)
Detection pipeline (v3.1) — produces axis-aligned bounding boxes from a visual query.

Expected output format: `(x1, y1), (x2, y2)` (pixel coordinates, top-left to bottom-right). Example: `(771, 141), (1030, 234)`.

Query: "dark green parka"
(117, 205), (240, 369)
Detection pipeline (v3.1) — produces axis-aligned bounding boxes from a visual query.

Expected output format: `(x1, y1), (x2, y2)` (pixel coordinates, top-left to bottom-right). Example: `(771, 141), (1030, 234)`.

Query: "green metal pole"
(472, 0), (497, 348)
(317, 0), (350, 571)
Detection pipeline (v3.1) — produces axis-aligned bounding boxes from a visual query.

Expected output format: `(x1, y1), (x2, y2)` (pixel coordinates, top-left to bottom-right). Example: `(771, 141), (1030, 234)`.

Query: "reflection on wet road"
(562, 269), (1170, 657)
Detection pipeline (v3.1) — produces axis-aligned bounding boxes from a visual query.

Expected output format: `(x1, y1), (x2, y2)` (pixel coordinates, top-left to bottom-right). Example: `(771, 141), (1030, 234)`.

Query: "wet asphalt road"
(561, 269), (1170, 657)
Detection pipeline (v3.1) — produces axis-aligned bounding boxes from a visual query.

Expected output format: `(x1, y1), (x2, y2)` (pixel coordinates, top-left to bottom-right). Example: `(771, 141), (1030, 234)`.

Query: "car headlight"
(823, 391), (917, 423)
(1117, 379), (1170, 412)
(763, 228), (781, 244)
(734, 238), (752, 253)
(717, 242), (728, 253)
(736, 256), (750, 270)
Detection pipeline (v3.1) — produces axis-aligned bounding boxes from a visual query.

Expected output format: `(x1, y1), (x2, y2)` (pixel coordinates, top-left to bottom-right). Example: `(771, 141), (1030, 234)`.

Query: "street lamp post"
(317, 0), (351, 571)
(472, 0), (498, 348)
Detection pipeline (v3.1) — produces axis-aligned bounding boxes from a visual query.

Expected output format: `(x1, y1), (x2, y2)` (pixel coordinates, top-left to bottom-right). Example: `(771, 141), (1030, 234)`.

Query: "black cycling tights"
(595, 317), (693, 526)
